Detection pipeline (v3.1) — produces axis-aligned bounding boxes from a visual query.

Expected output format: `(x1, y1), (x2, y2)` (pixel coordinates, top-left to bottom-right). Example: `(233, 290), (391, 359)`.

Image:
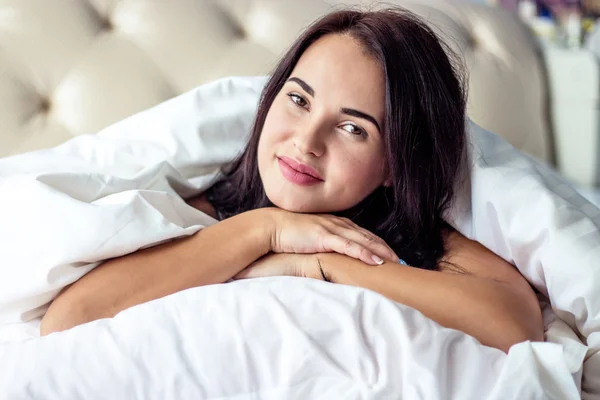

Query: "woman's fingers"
(326, 216), (399, 262)
(322, 235), (383, 265)
(355, 227), (399, 261)
(271, 211), (398, 264)
(333, 226), (398, 262)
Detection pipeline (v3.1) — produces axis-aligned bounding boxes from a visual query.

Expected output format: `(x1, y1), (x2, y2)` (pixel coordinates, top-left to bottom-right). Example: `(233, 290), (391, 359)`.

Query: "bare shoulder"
(186, 193), (218, 219)
(440, 229), (533, 291)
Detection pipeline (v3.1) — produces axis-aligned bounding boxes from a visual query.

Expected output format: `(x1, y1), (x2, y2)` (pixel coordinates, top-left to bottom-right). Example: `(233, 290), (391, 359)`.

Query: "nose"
(293, 118), (326, 157)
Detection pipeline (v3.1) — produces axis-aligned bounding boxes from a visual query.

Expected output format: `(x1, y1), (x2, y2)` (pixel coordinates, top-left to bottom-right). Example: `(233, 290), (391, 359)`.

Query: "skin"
(40, 33), (544, 353)
(258, 33), (389, 213)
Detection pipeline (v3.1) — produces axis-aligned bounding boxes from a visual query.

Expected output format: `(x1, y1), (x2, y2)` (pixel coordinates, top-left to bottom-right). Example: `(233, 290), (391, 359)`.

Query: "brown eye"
(288, 93), (308, 109)
(341, 123), (368, 138)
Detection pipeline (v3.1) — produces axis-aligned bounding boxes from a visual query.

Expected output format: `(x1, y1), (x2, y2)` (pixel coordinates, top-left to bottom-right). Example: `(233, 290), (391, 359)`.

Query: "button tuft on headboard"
(38, 97), (51, 114)
(101, 17), (113, 32)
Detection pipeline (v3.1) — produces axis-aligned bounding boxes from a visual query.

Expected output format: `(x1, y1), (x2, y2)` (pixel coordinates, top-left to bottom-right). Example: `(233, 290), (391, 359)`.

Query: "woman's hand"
(233, 253), (328, 281)
(261, 208), (398, 266)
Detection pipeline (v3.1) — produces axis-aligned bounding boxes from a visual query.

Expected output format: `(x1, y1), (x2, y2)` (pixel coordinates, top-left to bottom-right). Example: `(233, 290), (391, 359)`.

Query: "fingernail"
(371, 255), (384, 265)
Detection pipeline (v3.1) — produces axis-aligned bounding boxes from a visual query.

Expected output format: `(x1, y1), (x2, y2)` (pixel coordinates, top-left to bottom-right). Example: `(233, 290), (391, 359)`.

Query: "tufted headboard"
(0, 0), (552, 163)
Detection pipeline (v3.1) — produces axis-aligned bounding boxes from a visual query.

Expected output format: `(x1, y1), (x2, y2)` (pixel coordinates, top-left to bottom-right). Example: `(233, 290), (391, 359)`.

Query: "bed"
(1, 1), (599, 399)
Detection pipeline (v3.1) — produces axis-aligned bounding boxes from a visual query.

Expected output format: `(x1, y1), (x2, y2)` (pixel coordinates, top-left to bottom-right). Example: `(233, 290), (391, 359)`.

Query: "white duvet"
(0, 279), (580, 399)
(0, 76), (597, 399)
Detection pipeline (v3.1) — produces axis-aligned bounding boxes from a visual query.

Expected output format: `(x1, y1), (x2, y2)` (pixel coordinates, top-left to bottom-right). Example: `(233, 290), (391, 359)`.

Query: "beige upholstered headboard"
(0, 0), (551, 163)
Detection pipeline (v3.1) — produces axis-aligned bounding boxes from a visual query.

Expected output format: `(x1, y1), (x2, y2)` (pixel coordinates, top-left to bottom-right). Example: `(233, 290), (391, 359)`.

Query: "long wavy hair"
(207, 7), (468, 270)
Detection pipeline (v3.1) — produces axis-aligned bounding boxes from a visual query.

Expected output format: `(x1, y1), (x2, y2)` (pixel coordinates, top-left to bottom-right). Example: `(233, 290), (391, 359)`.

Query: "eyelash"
(286, 92), (368, 138)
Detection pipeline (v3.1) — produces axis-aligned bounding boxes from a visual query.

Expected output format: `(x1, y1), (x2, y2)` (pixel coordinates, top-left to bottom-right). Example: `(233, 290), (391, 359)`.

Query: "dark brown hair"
(207, 7), (468, 270)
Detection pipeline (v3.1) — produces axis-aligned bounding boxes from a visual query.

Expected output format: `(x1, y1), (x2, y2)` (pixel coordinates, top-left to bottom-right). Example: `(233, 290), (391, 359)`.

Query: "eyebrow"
(340, 108), (381, 133)
(286, 76), (382, 132)
(287, 77), (314, 97)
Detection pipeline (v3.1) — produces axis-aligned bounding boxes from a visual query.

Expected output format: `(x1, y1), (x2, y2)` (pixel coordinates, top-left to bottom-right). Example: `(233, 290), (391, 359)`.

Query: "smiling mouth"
(277, 157), (324, 186)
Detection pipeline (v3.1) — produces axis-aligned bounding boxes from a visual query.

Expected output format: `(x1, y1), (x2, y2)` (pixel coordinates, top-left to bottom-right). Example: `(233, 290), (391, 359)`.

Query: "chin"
(263, 185), (322, 213)
(267, 190), (351, 214)
(261, 173), (355, 214)
(268, 194), (318, 213)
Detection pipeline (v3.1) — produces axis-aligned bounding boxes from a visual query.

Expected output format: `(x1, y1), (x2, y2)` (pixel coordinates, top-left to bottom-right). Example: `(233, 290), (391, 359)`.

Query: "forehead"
(290, 34), (385, 119)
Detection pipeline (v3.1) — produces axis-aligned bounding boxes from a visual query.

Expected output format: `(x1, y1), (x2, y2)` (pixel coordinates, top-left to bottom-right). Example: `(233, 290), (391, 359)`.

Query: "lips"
(277, 156), (324, 186)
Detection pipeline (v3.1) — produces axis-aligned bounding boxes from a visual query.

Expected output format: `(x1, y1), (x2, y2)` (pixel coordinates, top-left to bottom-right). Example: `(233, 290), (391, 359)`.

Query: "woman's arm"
(40, 205), (397, 336)
(40, 208), (272, 336)
(318, 232), (544, 353)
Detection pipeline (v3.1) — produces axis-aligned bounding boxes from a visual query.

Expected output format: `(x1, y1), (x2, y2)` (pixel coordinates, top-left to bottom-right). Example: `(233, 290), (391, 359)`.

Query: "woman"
(40, 8), (543, 352)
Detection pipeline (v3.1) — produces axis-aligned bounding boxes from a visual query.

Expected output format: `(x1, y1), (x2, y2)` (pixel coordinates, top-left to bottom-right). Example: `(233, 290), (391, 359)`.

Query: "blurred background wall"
(469, 0), (599, 199)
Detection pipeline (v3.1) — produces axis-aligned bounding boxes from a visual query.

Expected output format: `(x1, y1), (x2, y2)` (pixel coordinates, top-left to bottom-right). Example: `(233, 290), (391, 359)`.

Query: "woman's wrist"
(248, 207), (293, 254)
(315, 252), (361, 284)
(315, 253), (409, 289)
(240, 208), (280, 255)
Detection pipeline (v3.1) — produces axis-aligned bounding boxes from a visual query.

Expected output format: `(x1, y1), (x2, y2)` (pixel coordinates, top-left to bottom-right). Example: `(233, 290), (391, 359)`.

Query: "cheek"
(258, 107), (290, 177)
(329, 150), (385, 197)
(258, 106), (292, 153)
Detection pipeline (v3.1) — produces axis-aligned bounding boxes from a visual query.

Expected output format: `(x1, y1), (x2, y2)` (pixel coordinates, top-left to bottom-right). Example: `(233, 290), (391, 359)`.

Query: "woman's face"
(257, 34), (388, 213)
